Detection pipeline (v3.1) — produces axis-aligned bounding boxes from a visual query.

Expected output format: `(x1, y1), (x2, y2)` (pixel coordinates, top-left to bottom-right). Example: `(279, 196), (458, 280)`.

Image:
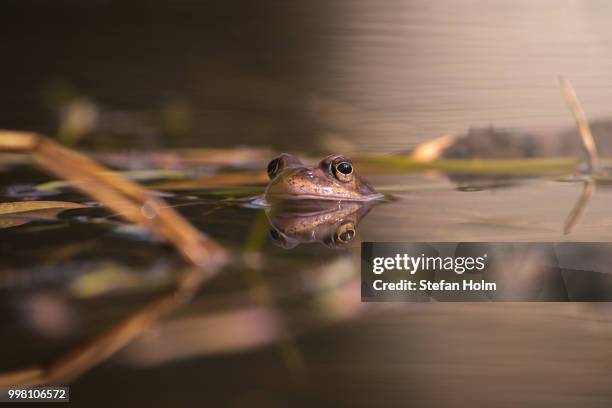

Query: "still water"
(2, 1), (612, 407)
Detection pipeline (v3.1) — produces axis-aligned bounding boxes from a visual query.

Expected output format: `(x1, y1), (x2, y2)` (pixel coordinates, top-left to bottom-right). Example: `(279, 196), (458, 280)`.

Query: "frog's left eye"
(269, 228), (298, 249)
(267, 158), (282, 179)
(333, 161), (354, 182)
(267, 153), (304, 180)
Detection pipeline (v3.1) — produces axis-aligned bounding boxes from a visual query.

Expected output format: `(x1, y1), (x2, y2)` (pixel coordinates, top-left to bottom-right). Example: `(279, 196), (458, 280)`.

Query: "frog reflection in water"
(262, 153), (383, 248)
(267, 201), (374, 248)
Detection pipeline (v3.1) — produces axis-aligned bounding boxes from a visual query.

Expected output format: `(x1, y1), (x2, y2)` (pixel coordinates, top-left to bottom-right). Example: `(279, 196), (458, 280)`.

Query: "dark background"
(1, 1), (337, 149)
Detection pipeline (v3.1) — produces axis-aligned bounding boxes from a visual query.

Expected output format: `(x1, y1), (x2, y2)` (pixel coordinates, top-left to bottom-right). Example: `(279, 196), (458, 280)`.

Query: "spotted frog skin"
(263, 153), (383, 203)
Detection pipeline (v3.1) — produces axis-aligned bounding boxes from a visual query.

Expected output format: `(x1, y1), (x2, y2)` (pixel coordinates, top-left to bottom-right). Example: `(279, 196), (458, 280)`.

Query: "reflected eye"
(334, 221), (356, 244)
(267, 158), (281, 179)
(269, 228), (297, 249)
(333, 161), (354, 182)
(269, 228), (282, 242)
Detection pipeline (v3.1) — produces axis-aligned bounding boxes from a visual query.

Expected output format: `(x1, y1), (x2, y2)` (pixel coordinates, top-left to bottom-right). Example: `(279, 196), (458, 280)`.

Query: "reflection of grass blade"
(41, 265), (205, 385)
(563, 178), (595, 235)
(121, 258), (360, 369)
(0, 262), (208, 386)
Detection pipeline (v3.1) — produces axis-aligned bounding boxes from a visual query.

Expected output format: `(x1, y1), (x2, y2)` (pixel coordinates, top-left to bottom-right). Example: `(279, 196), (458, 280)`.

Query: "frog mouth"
(265, 191), (385, 202)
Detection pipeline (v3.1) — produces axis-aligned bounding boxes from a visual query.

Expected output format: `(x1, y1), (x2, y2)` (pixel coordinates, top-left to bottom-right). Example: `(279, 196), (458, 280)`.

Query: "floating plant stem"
(355, 155), (576, 176)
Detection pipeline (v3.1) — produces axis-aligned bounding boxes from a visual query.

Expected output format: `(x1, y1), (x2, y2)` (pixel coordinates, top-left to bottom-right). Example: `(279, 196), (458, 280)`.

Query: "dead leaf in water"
(0, 201), (88, 215)
(0, 217), (30, 228)
(0, 201), (88, 228)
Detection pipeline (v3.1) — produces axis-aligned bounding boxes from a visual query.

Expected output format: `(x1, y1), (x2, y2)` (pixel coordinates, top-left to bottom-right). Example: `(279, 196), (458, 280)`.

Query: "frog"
(263, 153), (383, 204)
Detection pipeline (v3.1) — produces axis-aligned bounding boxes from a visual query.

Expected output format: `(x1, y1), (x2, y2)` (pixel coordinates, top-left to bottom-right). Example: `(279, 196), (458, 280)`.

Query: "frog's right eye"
(267, 158), (282, 179)
(333, 161), (354, 183)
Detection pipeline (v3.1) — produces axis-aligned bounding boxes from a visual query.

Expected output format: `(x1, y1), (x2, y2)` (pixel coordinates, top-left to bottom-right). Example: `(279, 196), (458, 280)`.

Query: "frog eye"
(267, 158), (282, 179)
(334, 221), (356, 245)
(267, 153), (303, 180)
(333, 160), (354, 182)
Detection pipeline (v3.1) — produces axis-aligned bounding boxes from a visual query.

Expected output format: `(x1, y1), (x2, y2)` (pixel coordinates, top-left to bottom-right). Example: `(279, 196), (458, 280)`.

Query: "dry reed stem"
(559, 77), (600, 171)
(0, 130), (227, 268)
(0, 130), (229, 386)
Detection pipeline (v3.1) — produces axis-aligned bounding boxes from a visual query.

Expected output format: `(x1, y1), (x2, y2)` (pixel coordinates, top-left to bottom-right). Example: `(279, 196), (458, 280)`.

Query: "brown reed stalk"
(559, 77), (601, 171)
(0, 130), (228, 385)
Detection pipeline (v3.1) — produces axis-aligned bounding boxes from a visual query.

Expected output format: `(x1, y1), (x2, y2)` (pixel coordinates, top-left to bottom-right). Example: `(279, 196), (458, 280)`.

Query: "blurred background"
(3, 1), (612, 407)
(4, 0), (612, 153)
